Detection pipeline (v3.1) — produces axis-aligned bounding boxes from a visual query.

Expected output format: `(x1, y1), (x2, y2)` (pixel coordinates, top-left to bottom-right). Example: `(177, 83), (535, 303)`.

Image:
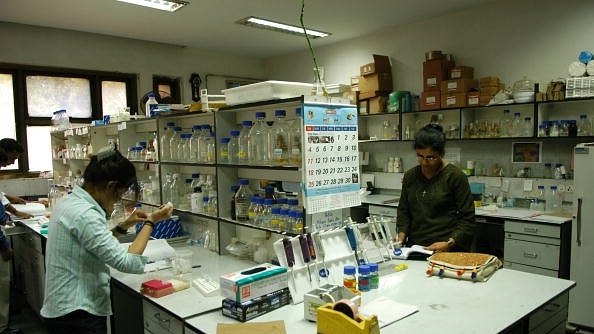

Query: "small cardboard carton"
(358, 55), (393, 94)
(220, 263), (288, 303)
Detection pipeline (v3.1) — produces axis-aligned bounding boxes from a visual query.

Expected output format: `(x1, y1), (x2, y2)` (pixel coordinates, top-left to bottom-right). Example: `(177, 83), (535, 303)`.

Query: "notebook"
(392, 245), (433, 260)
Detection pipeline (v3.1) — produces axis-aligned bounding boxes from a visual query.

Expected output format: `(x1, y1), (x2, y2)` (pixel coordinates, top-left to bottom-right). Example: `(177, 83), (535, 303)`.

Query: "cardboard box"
(359, 55), (393, 94)
(359, 96), (388, 114)
(423, 58), (454, 91)
(441, 93), (467, 108)
(441, 79), (477, 94)
(421, 91), (441, 111)
(449, 66), (474, 79)
(221, 288), (290, 322)
(479, 76), (501, 87)
(220, 263), (288, 303)
(479, 85), (503, 96)
(467, 92), (480, 106)
(479, 95), (494, 105)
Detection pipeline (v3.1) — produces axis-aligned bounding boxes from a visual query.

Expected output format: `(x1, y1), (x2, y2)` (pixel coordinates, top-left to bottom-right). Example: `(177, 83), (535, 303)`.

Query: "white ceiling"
(0, 0), (497, 58)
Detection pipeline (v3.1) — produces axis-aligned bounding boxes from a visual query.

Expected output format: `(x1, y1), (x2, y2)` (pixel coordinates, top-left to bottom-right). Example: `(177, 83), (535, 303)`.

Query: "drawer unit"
(502, 262), (558, 278)
(143, 300), (183, 334)
(528, 292), (568, 334)
(504, 220), (559, 239)
(503, 219), (570, 279)
(504, 238), (560, 271)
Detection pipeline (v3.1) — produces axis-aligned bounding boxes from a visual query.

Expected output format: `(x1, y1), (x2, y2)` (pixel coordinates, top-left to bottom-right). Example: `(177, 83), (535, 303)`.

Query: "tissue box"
(221, 288), (291, 322)
(220, 263), (288, 303)
(304, 284), (361, 322)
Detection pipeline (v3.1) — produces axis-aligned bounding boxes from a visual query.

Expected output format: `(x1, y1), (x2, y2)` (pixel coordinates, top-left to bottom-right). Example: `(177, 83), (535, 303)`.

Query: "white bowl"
(513, 91), (534, 103)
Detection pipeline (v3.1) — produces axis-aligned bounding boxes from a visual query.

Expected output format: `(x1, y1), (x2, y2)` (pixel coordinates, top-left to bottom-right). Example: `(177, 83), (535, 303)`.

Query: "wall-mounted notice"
(302, 103), (360, 214)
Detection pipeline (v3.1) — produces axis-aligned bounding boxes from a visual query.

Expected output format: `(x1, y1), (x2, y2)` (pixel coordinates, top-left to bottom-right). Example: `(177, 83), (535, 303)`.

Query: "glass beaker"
(312, 66), (326, 96)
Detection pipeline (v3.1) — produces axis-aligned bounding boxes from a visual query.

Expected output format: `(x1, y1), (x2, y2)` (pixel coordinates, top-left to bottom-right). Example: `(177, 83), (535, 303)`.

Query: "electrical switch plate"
(523, 179), (533, 192)
(557, 184), (565, 192)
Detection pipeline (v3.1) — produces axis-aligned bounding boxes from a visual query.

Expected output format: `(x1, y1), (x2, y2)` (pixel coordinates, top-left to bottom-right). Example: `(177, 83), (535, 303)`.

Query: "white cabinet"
(143, 300), (183, 334)
(503, 219), (571, 279)
(12, 230), (45, 317)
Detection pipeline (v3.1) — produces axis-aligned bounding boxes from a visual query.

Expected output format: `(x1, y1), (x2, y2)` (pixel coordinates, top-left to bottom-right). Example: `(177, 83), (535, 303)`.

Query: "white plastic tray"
(222, 80), (313, 105)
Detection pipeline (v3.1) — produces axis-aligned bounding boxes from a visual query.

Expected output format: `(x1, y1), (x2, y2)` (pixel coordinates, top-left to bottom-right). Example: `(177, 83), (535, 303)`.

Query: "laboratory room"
(1, 0), (594, 333)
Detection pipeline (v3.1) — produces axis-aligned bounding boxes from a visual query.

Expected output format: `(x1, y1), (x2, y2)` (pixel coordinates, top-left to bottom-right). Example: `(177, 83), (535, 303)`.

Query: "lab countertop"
(13, 219), (575, 333)
(187, 260), (575, 334)
(475, 206), (572, 224)
(360, 194), (400, 207)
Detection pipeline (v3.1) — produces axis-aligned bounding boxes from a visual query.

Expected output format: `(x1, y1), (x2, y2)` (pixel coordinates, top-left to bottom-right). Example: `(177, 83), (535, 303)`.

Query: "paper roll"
(586, 61), (594, 76)
(569, 61), (587, 77)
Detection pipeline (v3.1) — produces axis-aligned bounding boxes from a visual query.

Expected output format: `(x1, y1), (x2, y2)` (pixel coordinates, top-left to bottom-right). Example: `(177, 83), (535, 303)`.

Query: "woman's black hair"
(0, 138), (24, 154)
(0, 147), (7, 164)
(414, 123), (446, 157)
(83, 148), (139, 199)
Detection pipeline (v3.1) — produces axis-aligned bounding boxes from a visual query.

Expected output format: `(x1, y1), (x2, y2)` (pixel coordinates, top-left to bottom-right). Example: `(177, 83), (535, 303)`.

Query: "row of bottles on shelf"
(160, 123), (216, 163)
(234, 179), (304, 234)
(158, 109), (303, 166)
(537, 115), (591, 137)
(160, 172), (218, 215)
(462, 110), (592, 139)
(53, 142), (92, 160)
(126, 136), (159, 162)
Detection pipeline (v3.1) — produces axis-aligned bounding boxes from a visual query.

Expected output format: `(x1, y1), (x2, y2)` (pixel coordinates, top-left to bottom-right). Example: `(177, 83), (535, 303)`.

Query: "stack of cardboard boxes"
(441, 66), (477, 109)
(356, 54), (393, 114)
(421, 51), (479, 110)
(476, 76), (504, 106)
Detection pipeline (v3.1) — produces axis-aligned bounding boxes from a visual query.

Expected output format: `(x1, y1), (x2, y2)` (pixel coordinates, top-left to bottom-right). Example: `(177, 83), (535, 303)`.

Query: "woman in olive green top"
(396, 124), (476, 252)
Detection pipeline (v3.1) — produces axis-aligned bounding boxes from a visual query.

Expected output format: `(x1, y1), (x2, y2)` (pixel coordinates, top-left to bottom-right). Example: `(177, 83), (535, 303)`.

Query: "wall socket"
(566, 185), (575, 193)
(558, 184), (566, 192)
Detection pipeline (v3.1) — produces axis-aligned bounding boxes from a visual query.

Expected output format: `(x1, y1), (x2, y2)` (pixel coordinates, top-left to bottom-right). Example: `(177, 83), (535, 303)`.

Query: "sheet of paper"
(359, 296), (419, 328)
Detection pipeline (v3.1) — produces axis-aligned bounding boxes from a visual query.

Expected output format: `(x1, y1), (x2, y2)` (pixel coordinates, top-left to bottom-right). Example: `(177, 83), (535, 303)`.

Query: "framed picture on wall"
(511, 142), (542, 163)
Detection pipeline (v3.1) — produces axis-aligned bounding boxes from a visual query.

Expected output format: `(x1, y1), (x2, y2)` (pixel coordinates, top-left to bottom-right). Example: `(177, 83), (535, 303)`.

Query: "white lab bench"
(185, 259), (574, 334)
(13, 216), (575, 334)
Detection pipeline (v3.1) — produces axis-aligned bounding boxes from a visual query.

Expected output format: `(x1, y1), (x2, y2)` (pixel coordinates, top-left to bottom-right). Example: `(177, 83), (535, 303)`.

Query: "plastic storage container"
(222, 81), (313, 105)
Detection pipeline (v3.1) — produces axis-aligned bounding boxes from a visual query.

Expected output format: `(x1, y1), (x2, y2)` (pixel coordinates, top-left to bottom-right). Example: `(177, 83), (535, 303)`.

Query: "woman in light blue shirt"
(41, 148), (173, 334)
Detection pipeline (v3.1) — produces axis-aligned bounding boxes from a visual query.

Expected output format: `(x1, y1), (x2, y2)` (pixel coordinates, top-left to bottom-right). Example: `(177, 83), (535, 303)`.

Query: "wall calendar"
(302, 103), (360, 214)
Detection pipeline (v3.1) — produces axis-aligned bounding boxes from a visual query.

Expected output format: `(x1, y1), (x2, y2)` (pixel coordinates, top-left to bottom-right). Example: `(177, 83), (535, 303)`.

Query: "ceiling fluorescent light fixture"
(116, 0), (189, 12)
(237, 16), (330, 39)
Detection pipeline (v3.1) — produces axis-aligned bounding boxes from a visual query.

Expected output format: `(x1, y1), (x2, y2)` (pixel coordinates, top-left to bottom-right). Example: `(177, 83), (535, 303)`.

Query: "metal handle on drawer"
(542, 302), (561, 313)
(153, 312), (170, 325)
(523, 251), (538, 259)
(523, 227), (538, 234)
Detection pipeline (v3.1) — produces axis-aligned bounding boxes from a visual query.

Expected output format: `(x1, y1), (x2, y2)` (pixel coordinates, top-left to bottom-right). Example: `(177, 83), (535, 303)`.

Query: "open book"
(393, 244), (433, 260)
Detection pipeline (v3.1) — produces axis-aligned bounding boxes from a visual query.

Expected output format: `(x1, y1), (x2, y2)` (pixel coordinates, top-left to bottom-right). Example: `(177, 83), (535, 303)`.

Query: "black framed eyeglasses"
(416, 154), (440, 162)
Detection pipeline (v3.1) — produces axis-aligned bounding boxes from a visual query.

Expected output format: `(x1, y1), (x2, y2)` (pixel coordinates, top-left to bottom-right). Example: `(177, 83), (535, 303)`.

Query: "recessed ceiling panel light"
(236, 16), (330, 39)
(116, 0), (189, 12)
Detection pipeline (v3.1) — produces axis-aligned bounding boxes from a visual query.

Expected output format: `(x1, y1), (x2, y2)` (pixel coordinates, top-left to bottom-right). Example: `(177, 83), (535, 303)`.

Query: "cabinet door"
(143, 300), (183, 334)
(111, 280), (143, 334)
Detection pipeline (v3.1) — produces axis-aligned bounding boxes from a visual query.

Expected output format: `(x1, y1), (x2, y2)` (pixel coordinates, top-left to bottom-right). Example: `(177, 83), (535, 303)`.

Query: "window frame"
(0, 63), (138, 174)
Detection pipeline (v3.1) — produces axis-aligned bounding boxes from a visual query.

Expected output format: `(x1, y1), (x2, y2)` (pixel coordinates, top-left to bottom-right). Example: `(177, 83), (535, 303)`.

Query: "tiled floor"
(9, 304), (47, 334)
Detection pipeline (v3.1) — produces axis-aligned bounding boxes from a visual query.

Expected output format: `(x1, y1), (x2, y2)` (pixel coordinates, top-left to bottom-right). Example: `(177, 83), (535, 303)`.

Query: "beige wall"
(264, 0), (594, 93)
(0, 22), (267, 102)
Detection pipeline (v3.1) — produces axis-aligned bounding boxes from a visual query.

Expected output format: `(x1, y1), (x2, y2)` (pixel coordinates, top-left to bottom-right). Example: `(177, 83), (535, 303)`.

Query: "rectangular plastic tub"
(222, 80), (313, 105)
